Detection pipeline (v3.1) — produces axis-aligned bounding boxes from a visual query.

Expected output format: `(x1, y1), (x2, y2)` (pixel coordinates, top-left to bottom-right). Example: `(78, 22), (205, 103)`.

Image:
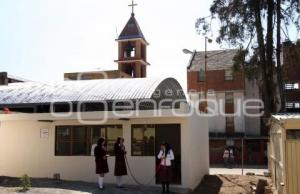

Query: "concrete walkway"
(0, 177), (190, 194)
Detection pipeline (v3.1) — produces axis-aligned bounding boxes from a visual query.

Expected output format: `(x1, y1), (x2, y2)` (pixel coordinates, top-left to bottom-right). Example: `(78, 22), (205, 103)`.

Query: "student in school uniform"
(94, 138), (109, 190)
(114, 137), (127, 188)
(157, 142), (174, 193)
(223, 148), (229, 168)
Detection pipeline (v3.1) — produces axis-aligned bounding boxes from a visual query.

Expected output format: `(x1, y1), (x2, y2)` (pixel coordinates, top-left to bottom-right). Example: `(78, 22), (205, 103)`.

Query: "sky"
(0, 0), (299, 91)
(0, 0), (223, 90)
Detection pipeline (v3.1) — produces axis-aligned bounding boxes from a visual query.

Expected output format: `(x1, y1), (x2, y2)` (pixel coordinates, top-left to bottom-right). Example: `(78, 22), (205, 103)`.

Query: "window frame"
(225, 92), (234, 104)
(197, 69), (205, 82)
(224, 70), (234, 81)
(131, 124), (156, 156)
(55, 125), (122, 156)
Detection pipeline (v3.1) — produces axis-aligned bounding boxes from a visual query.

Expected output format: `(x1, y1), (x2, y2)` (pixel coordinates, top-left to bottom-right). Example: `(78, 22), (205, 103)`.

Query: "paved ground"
(210, 166), (268, 176)
(0, 177), (190, 194)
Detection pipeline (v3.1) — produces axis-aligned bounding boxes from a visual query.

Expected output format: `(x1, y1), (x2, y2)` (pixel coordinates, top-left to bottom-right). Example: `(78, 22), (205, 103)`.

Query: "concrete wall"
(244, 78), (261, 136)
(0, 114), (208, 189)
(207, 91), (245, 134)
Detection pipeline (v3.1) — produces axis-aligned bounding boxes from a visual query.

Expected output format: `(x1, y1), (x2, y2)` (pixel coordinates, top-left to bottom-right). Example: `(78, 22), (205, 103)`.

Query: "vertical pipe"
(242, 137), (244, 175)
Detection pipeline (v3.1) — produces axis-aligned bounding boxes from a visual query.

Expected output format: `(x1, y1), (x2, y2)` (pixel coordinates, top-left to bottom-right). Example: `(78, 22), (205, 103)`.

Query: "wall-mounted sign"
(40, 128), (49, 139)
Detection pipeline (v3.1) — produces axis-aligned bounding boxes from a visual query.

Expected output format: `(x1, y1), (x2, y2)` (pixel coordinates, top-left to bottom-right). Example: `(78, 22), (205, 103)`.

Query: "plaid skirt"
(158, 166), (172, 182)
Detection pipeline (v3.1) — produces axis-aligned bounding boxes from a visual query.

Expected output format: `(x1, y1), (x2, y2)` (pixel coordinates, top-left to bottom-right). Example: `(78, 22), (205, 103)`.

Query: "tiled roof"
(0, 77), (185, 105)
(188, 49), (238, 71)
(118, 14), (146, 41)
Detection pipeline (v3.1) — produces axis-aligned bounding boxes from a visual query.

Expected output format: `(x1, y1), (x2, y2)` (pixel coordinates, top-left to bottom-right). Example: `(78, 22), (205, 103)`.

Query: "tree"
(196, 0), (300, 117)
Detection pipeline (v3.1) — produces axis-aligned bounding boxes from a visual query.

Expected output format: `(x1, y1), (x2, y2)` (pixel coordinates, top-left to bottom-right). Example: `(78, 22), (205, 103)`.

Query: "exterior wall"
(207, 92), (226, 134)
(244, 78), (261, 136)
(187, 70), (245, 92)
(0, 114), (208, 189)
(234, 92), (245, 133)
(207, 91), (245, 134)
(187, 112), (209, 188)
(283, 42), (300, 112)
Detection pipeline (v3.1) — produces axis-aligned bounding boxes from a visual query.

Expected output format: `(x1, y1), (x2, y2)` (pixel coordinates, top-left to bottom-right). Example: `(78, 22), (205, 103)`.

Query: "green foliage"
(196, 0), (300, 115)
(233, 48), (259, 80)
(19, 174), (31, 192)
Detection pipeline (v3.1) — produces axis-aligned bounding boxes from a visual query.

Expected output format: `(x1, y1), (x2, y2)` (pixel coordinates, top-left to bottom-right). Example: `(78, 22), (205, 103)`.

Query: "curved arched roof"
(0, 77), (186, 105)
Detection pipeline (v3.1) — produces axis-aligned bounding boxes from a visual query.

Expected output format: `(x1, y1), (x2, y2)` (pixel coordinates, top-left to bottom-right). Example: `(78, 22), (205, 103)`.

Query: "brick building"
(283, 41), (300, 112)
(187, 49), (268, 165)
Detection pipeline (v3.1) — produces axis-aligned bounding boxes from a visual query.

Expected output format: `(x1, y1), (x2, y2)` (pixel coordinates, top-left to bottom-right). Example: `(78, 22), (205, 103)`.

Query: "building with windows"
(0, 11), (209, 190)
(187, 49), (268, 165)
(0, 77), (209, 189)
(282, 41), (300, 112)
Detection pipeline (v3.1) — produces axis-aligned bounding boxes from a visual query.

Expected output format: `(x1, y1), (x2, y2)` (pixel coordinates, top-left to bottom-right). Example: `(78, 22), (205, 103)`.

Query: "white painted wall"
(234, 92), (245, 133)
(244, 79), (261, 136)
(207, 91), (245, 134)
(0, 112), (208, 189)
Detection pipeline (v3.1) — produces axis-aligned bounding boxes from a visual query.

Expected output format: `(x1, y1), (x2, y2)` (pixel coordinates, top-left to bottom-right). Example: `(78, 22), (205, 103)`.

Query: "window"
(132, 125), (155, 156)
(286, 102), (300, 109)
(225, 92), (234, 104)
(225, 70), (233, 81)
(285, 83), (299, 90)
(197, 69), (205, 82)
(55, 125), (122, 156)
(287, 130), (300, 139)
(225, 117), (235, 134)
(106, 126), (123, 155)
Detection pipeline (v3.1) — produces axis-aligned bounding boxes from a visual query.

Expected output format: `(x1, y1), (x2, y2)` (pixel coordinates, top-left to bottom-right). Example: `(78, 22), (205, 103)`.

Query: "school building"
(0, 10), (209, 190)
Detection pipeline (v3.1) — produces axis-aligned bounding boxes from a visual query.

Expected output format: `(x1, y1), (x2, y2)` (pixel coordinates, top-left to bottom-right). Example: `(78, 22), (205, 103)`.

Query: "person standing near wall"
(223, 148), (229, 168)
(114, 137), (127, 188)
(157, 142), (174, 193)
(94, 138), (109, 190)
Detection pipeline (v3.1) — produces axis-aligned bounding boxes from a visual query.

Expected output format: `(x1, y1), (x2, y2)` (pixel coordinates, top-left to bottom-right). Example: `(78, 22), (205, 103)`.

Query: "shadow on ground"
(0, 176), (190, 194)
(191, 175), (222, 194)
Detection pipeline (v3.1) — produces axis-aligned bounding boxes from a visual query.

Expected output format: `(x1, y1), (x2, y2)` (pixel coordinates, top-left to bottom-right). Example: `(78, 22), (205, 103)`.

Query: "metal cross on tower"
(128, 0), (138, 15)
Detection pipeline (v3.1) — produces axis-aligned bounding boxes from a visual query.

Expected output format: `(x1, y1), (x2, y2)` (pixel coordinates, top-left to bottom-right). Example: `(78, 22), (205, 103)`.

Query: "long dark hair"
(97, 137), (105, 146)
(115, 137), (123, 145)
(162, 142), (171, 155)
(114, 137), (124, 148)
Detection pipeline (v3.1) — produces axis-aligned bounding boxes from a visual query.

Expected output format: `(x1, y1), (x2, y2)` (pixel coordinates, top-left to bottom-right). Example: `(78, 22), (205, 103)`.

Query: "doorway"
(155, 124), (181, 184)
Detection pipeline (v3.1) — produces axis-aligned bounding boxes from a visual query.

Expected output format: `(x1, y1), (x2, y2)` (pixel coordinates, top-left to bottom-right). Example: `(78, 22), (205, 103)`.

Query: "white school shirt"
(91, 144), (97, 156)
(157, 149), (175, 166)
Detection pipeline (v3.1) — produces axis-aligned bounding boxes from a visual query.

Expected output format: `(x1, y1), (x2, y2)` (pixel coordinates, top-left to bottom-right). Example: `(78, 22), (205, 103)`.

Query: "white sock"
(116, 176), (122, 187)
(98, 176), (104, 188)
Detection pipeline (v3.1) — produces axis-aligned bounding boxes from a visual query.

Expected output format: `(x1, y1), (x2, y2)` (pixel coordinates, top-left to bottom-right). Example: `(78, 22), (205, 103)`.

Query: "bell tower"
(115, 2), (150, 78)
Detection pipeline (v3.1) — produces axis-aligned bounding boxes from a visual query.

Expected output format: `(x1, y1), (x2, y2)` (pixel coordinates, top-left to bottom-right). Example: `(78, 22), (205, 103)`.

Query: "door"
(155, 124), (181, 184)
